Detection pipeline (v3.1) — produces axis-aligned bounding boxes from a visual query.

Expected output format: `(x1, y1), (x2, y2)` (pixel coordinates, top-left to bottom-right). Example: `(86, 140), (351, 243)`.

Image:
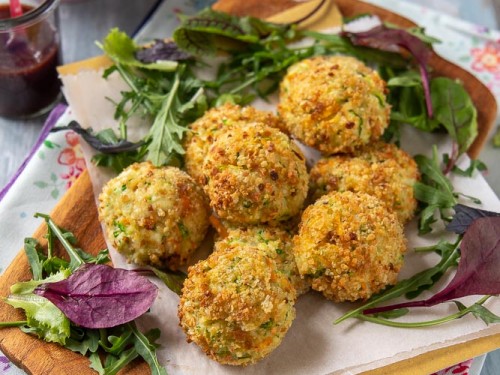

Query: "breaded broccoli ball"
(202, 123), (309, 225)
(309, 142), (419, 224)
(98, 162), (210, 270)
(293, 191), (406, 302)
(222, 226), (310, 295)
(178, 243), (296, 366)
(183, 103), (285, 184)
(278, 55), (390, 154)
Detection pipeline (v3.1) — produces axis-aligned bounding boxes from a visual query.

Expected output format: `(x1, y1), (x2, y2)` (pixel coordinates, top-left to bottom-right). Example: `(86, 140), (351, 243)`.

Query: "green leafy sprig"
(1, 214), (169, 375)
(96, 29), (207, 172)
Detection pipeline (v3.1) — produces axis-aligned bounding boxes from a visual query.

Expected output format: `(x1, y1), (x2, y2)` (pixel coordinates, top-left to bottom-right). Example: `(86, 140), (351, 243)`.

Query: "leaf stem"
(0, 321), (27, 327)
(34, 213), (84, 270)
(46, 222), (54, 259)
(356, 296), (491, 328)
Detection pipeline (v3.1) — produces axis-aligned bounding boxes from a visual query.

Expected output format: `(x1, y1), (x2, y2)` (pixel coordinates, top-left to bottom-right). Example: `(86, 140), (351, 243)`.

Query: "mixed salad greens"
(2, 5), (500, 374)
(1, 213), (175, 374)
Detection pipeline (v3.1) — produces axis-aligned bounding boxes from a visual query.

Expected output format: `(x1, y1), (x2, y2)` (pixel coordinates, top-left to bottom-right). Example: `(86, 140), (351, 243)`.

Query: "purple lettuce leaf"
(135, 39), (192, 63)
(34, 264), (158, 329)
(447, 204), (500, 235)
(342, 25), (433, 117)
(364, 216), (500, 314)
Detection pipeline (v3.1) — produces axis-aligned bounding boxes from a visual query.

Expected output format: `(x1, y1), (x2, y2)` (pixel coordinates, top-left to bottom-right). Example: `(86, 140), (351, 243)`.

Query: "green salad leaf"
(173, 8), (291, 54)
(99, 28), (178, 71)
(5, 270), (72, 345)
(413, 147), (458, 234)
(431, 77), (478, 161)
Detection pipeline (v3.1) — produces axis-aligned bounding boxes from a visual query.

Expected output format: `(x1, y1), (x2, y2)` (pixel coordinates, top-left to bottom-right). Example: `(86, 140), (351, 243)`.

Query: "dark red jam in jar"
(0, 2), (61, 118)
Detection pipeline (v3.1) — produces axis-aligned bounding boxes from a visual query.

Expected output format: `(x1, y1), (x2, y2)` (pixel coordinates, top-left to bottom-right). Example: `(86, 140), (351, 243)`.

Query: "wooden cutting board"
(0, 1), (498, 374)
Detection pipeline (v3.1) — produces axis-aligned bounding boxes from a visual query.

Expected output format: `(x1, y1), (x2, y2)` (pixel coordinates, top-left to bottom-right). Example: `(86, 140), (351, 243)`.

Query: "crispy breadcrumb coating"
(278, 55), (390, 154)
(183, 103), (285, 185)
(293, 191), (406, 302)
(309, 141), (419, 223)
(98, 162), (210, 270)
(222, 226), (310, 295)
(202, 123), (309, 225)
(178, 243), (296, 366)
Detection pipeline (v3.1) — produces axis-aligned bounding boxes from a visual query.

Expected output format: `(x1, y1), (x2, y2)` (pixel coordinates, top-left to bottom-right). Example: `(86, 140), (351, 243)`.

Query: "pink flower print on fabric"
(471, 41), (500, 78)
(430, 359), (473, 375)
(57, 131), (86, 189)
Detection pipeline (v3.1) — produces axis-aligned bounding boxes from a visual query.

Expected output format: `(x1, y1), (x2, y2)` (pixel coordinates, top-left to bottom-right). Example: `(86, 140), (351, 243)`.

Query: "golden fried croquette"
(202, 123), (309, 225)
(293, 191), (406, 302)
(222, 226), (310, 295)
(183, 103), (285, 184)
(278, 55), (390, 154)
(309, 141), (419, 224)
(98, 162), (210, 270)
(178, 243), (296, 366)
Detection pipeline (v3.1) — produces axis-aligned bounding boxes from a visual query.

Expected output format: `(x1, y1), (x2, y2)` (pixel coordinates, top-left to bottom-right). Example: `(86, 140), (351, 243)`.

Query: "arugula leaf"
(146, 69), (187, 165)
(24, 238), (43, 281)
(459, 299), (500, 325)
(413, 147), (458, 234)
(450, 158), (487, 177)
(128, 323), (167, 375)
(355, 296), (495, 328)
(100, 329), (133, 355)
(89, 352), (106, 374)
(100, 347), (138, 375)
(34, 213), (85, 270)
(65, 328), (100, 355)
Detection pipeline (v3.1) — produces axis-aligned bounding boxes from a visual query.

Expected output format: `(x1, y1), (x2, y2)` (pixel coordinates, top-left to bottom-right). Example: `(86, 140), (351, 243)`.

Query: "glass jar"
(0, 0), (61, 118)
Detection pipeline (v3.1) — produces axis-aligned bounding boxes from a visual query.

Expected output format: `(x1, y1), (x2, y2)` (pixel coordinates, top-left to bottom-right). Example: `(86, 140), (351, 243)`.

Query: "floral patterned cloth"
(0, 0), (498, 374)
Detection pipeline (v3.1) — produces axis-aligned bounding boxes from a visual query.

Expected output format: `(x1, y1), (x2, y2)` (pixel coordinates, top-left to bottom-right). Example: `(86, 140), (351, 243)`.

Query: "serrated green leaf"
(24, 238), (43, 281)
(468, 302), (500, 324)
(128, 322), (167, 375)
(89, 352), (105, 375)
(65, 328), (100, 355)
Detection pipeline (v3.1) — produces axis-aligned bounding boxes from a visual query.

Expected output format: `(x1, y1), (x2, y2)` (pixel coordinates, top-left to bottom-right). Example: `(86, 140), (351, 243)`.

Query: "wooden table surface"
(0, 0), (498, 374)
